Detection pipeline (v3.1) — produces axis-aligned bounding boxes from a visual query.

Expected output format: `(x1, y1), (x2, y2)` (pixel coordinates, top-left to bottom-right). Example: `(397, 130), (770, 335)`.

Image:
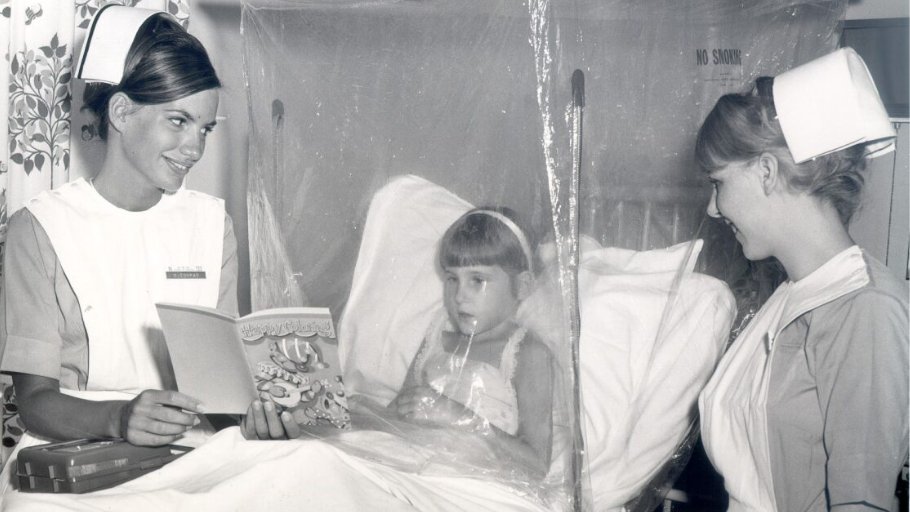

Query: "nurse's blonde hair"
(695, 80), (867, 225)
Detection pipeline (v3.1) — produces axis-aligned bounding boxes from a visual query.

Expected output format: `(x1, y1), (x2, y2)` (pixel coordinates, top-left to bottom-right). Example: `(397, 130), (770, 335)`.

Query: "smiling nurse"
(697, 49), (909, 512)
(105, 89), (218, 203)
(0, 5), (237, 492)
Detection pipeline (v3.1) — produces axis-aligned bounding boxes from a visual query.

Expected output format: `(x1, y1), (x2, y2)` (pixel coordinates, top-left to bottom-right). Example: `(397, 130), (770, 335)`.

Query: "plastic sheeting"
(241, 1), (844, 510)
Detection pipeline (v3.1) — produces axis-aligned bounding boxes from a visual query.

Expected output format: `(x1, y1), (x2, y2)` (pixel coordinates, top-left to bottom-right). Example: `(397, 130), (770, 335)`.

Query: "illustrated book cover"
(156, 303), (350, 428)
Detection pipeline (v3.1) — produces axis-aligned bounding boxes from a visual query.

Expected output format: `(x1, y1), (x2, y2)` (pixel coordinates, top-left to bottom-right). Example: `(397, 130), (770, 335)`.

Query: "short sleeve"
(813, 289), (909, 510)
(217, 213), (239, 317)
(0, 209), (67, 379)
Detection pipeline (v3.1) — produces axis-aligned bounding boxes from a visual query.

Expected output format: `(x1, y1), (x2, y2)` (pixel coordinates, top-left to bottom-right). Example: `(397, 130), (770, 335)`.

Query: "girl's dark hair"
(439, 207), (535, 276)
(694, 80), (867, 225)
(82, 14), (221, 140)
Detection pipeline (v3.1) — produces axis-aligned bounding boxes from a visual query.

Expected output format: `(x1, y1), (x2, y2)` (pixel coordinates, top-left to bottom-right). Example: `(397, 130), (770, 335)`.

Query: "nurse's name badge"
(166, 266), (206, 279)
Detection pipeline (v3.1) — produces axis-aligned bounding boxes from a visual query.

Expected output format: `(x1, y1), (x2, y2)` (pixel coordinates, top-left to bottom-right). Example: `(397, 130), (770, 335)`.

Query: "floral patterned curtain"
(0, 0), (190, 463)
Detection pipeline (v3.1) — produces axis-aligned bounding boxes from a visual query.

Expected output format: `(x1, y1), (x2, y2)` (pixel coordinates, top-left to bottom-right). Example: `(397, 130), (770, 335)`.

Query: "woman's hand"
(393, 386), (469, 427)
(119, 390), (204, 446)
(12, 374), (204, 444)
(241, 399), (303, 440)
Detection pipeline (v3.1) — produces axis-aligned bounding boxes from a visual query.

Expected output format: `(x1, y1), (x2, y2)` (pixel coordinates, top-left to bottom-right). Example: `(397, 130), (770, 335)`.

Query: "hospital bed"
(0, 175), (734, 512)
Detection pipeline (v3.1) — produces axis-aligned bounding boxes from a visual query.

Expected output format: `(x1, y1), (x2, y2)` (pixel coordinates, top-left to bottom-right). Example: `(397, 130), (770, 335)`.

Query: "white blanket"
(2, 428), (550, 512)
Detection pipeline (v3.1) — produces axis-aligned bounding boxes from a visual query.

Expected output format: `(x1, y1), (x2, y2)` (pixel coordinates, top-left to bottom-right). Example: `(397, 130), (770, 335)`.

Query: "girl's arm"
(13, 373), (203, 445)
(388, 336), (429, 410)
(513, 337), (554, 470)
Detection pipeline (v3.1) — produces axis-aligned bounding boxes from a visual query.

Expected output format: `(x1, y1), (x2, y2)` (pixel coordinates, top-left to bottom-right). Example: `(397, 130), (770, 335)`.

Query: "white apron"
(699, 246), (869, 511)
(27, 178), (224, 393)
(0, 179), (224, 494)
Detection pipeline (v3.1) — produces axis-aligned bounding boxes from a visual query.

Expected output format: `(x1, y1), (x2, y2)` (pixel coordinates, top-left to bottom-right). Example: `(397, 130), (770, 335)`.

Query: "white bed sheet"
(1, 428), (550, 512)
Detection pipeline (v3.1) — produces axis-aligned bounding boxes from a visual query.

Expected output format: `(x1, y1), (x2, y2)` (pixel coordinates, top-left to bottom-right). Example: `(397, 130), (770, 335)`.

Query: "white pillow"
(573, 244), (735, 510)
(518, 238), (735, 509)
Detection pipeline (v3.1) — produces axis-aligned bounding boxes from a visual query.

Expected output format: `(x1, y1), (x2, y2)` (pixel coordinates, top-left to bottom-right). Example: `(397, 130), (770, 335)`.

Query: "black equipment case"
(17, 439), (190, 493)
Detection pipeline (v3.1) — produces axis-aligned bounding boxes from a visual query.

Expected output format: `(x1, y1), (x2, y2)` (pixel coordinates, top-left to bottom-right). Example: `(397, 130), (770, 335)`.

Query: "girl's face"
(706, 159), (775, 261)
(443, 265), (521, 342)
(119, 88), (219, 194)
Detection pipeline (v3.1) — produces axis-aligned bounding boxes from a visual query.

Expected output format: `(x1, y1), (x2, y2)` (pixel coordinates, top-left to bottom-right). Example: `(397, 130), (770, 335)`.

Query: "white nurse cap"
(76, 5), (168, 84)
(771, 47), (896, 164)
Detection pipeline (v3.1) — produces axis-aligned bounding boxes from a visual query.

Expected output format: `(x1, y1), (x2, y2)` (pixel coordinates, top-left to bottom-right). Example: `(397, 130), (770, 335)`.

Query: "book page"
(239, 308), (350, 429)
(157, 303), (258, 414)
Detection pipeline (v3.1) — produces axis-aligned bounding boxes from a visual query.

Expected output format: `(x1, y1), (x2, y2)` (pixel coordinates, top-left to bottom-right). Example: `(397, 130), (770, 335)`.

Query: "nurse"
(0, 4), (236, 481)
(697, 48), (908, 511)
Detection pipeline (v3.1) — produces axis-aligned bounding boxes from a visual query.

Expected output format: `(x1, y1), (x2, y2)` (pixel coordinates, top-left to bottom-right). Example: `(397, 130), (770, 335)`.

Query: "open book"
(156, 303), (350, 428)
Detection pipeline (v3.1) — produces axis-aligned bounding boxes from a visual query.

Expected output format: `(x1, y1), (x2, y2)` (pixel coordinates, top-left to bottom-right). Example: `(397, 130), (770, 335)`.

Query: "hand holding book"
(156, 304), (350, 430)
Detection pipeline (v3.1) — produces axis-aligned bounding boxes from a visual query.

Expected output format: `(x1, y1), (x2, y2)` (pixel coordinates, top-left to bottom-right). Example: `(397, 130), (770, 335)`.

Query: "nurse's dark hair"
(82, 13), (221, 140)
(694, 78), (867, 225)
(439, 207), (536, 277)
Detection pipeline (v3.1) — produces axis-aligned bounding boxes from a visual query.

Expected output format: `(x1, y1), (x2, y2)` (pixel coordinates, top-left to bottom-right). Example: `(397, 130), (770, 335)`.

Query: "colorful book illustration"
(156, 303), (350, 428)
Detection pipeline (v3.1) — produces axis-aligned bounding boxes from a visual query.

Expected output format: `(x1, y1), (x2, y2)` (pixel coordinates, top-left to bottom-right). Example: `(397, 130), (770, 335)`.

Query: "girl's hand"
(241, 399), (304, 440)
(394, 386), (468, 426)
(120, 390), (203, 446)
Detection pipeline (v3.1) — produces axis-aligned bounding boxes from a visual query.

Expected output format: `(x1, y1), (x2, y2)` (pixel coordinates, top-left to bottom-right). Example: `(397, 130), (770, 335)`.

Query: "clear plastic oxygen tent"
(241, 0), (844, 510)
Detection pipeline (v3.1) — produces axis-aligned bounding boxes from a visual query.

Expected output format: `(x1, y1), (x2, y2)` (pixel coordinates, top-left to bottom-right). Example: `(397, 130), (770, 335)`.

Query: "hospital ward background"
(0, 0), (908, 510)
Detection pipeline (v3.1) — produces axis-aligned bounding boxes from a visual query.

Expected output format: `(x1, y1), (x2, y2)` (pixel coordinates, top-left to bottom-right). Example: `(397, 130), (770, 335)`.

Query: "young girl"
(389, 207), (555, 474)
